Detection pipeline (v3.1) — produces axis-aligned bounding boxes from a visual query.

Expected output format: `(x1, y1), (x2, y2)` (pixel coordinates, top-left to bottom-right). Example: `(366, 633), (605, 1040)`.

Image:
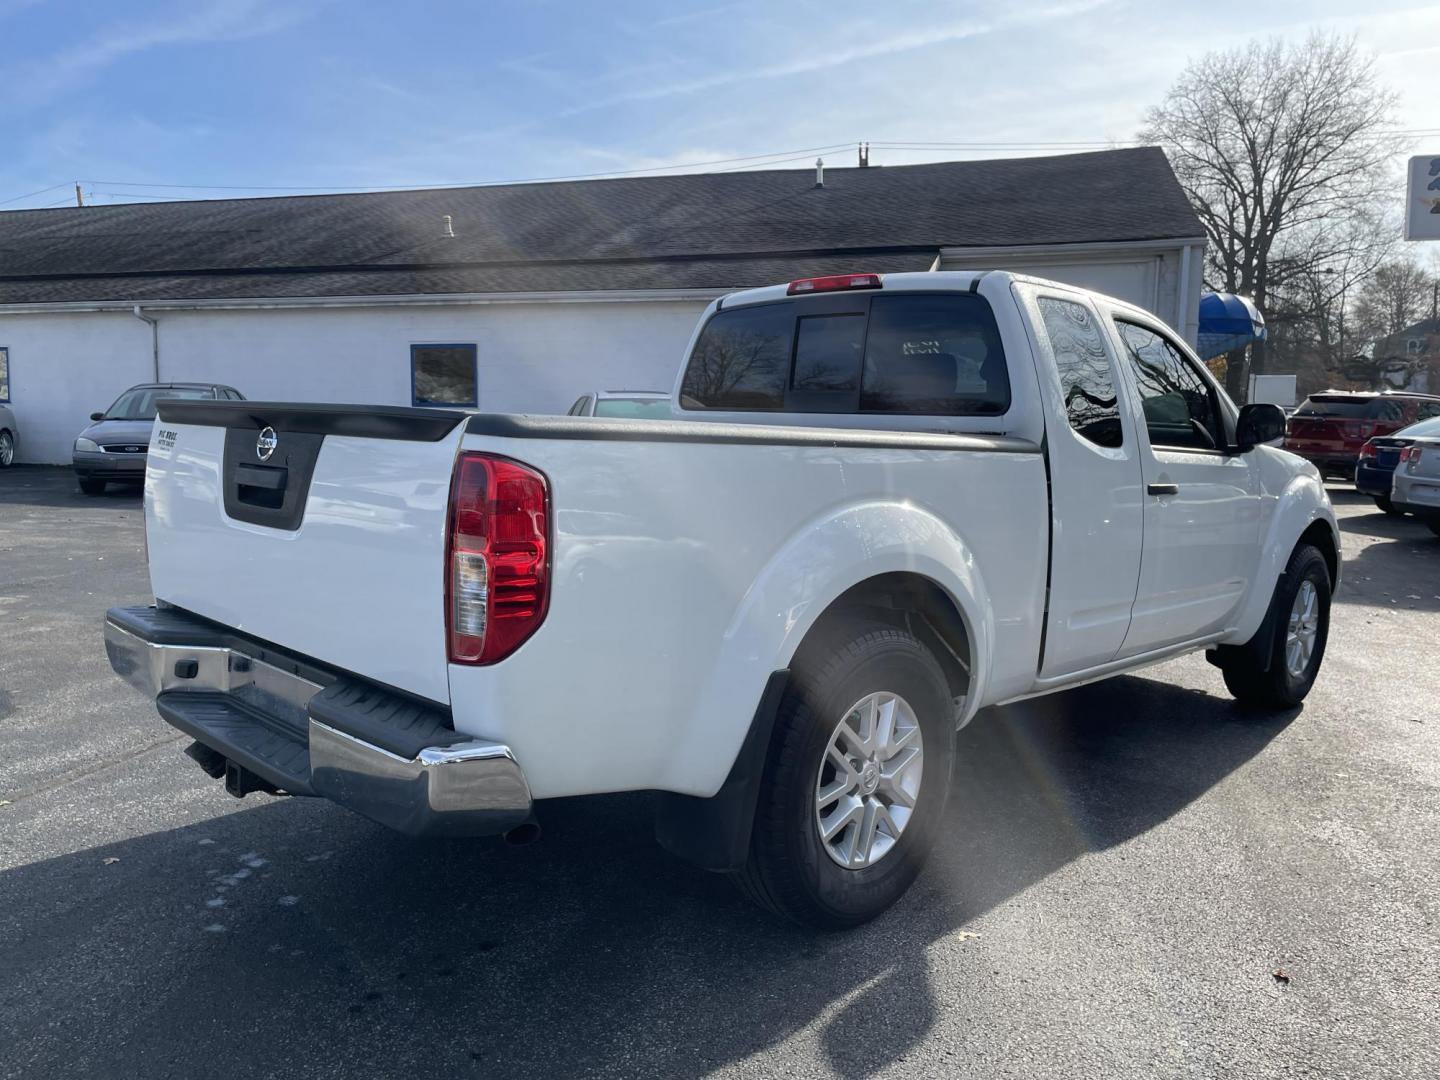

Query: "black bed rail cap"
(157, 400), (467, 441)
(465, 412), (1039, 454)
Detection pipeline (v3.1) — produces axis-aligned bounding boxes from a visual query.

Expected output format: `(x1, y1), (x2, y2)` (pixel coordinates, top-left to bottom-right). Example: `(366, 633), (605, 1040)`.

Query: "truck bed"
(144, 401), (1049, 799)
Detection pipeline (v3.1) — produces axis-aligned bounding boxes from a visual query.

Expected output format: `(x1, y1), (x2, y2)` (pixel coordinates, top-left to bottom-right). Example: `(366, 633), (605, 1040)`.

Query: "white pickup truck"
(106, 271), (1339, 928)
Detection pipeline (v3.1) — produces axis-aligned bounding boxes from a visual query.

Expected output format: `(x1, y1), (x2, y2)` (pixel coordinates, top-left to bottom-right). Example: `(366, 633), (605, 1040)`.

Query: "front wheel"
(1218, 543), (1331, 709)
(1426, 518), (1440, 539)
(0, 430), (13, 467)
(78, 476), (107, 495)
(734, 621), (956, 929)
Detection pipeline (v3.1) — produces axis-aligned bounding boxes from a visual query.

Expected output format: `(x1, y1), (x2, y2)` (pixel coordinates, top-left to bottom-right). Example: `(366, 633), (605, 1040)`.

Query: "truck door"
(1105, 314), (1261, 656)
(1019, 286), (1145, 678)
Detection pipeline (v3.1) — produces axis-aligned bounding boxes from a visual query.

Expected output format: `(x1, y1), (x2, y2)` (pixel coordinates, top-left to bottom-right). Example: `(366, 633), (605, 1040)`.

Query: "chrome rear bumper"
(104, 609), (532, 837)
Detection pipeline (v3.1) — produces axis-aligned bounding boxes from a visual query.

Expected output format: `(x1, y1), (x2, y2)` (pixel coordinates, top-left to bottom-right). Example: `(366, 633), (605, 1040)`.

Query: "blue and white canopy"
(1196, 292), (1266, 360)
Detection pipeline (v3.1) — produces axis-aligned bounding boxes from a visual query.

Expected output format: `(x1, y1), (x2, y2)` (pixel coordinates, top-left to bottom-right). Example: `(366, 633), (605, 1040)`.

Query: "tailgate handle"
(234, 462), (288, 509)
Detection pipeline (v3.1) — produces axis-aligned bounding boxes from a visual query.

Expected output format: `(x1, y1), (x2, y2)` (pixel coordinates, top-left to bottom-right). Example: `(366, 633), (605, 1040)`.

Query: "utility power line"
(8, 127), (1440, 209)
(0, 181), (72, 208)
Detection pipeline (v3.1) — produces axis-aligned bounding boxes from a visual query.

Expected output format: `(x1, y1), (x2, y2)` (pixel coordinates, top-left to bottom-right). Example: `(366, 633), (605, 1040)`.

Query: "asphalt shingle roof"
(0, 147), (1201, 305)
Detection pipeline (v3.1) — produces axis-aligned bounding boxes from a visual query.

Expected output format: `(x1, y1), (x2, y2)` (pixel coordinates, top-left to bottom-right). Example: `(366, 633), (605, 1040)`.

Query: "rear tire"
(1426, 519), (1440, 539)
(1218, 543), (1331, 709)
(1374, 496), (1402, 516)
(78, 477), (106, 495)
(735, 621), (956, 930)
(0, 430), (13, 467)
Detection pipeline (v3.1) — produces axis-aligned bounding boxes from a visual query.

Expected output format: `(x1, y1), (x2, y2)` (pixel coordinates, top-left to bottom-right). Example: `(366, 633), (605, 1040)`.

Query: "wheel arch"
(655, 504), (993, 872)
(1225, 471), (1340, 647)
(1298, 518), (1339, 590)
(795, 571), (974, 710)
(668, 499), (994, 792)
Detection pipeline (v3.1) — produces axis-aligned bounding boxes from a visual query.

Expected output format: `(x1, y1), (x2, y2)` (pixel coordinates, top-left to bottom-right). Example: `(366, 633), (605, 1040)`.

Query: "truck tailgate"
(145, 402), (466, 703)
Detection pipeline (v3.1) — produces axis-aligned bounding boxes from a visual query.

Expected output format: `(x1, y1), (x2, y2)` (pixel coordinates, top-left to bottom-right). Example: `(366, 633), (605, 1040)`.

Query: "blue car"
(1355, 415), (1440, 514)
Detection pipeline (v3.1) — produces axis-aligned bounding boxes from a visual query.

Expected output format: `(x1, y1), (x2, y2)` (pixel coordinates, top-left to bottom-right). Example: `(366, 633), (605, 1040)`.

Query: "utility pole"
(74, 182), (84, 207)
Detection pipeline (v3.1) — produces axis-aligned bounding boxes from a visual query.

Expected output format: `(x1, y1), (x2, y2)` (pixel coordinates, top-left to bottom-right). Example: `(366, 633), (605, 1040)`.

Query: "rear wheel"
(735, 621), (955, 929)
(1374, 495), (1402, 516)
(0, 430), (13, 467)
(1218, 543), (1331, 709)
(78, 477), (106, 495)
(1427, 519), (1440, 538)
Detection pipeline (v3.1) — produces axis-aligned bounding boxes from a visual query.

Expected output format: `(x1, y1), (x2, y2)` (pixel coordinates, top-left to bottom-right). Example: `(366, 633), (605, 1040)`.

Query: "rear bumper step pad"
(105, 605), (532, 837)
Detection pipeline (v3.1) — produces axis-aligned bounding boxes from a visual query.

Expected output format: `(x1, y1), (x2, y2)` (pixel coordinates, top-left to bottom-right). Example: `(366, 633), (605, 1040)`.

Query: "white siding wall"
(2, 299), (709, 463)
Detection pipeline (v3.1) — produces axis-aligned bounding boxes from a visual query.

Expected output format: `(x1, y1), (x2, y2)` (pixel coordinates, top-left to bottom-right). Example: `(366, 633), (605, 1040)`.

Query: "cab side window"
(1038, 297), (1122, 448)
(1115, 321), (1224, 451)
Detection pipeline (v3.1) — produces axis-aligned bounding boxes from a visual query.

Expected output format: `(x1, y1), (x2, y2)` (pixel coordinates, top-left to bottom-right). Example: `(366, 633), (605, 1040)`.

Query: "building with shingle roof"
(0, 147), (1204, 462)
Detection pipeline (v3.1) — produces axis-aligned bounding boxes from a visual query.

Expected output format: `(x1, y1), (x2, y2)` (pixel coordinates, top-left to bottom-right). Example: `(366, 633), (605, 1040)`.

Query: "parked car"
(1284, 390), (1440, 478)
(1391, 435), (1440, 537)
(104, 271), (1338, 928)
(567, 390), (671, 418)
(74, 382), (244, 494)
(0, 402), (16, 468)
(1355, 416), (1440, 513)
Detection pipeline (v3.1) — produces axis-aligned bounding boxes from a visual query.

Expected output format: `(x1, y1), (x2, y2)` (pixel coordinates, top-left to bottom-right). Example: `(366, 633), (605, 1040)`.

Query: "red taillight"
(446, 453), (549, 665)
(1401, 445), (1423, 464)
(1359, 441), (1378, 460)
(786, 273), (882, 296)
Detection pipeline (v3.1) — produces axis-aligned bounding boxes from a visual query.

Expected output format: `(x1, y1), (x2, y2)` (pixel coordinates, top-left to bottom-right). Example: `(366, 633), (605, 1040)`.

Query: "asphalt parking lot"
(2, 466), (1437, 1080)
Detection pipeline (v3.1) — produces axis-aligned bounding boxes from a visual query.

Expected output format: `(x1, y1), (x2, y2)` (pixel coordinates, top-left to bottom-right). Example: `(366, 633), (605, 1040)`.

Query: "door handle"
(1147, 482), (1179, 496)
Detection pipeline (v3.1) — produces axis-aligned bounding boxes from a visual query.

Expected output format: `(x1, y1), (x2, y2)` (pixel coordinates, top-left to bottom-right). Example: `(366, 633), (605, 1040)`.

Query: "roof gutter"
(132, 305), (159, 381)
(0, 287), (732, 317)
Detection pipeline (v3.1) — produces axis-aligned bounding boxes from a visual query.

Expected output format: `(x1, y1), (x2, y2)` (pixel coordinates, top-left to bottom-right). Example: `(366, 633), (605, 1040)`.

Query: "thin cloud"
(6, 0), (313, 108)
(558, 0), (1115, 118)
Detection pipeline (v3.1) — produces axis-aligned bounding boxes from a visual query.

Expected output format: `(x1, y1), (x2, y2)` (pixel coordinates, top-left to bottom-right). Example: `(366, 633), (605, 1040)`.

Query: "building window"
(411, 344), (477, 407)
(1408, 339), (1423, 354)
(0, 347), (9, 402)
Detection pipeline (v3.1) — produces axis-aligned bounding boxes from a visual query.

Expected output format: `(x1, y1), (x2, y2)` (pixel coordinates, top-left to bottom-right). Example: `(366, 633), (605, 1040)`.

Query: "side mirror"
(1236, 403), (1286, 452)
(89, 412), (105, 421)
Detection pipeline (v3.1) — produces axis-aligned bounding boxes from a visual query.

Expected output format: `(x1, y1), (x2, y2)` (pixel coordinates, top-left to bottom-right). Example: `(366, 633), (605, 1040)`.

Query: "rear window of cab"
(678, 292), (1010, 416)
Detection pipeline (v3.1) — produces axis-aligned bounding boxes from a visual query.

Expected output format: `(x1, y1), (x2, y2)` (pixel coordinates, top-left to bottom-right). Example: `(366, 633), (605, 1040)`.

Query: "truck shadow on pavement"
(1, 676), (1297, 1080)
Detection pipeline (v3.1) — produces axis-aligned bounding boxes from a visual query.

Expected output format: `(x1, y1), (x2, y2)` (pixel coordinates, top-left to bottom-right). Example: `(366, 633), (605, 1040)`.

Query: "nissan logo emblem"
(256, 426), (278, 461)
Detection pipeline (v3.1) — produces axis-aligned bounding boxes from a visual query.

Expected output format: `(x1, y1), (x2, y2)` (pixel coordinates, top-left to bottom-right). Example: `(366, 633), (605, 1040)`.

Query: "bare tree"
(1263, 209), (1398, 395)
(1140, 32), (1404, 399)
(1336, 255), (1440, 388)
(1351, 256), (1436, 345)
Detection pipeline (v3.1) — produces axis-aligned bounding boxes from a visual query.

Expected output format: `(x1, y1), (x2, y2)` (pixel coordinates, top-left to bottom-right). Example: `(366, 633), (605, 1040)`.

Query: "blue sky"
(0, 0), (1437, 210)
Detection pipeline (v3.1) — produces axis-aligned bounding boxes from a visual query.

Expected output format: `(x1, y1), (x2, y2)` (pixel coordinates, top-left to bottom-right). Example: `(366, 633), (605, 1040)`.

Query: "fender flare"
(1225, 470), (1339, 648)
(662, 499), (994, 800)
(655, 499), (994, 870)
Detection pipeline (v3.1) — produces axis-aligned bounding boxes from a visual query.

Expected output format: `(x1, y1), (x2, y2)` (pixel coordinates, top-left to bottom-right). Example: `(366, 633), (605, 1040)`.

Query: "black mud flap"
(654, 670), (789, 872)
